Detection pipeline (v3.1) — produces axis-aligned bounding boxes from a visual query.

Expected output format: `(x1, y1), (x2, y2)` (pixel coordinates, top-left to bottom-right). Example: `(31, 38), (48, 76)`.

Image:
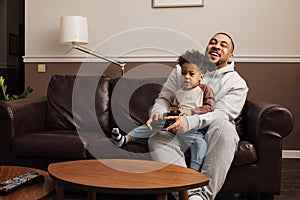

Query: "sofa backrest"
(109, 77), (167, 134)
(46, 74), (247, 138)
(46, 75), (112, 134)
(46, 75), (167, 136)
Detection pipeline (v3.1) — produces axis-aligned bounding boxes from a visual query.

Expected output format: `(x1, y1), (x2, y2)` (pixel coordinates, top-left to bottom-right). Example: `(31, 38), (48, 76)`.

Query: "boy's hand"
(164, 116), (189, 134)
(146, 112), (163, 130)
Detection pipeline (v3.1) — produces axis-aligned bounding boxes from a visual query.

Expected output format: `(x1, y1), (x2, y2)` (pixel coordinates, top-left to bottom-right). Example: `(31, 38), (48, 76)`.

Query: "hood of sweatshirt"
(205, 61), (235, 78)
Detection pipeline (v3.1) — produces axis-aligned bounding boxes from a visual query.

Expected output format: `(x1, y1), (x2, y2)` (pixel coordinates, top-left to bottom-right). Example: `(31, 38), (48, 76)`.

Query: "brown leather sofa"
(0, 75), (294, 200)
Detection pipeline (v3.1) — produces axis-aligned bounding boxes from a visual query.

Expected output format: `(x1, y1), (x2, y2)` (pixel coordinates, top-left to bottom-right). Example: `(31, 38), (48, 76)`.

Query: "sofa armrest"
(243, 99), (294, 192)
(244, 99), (294, 143)
(0, 97), (47, 164)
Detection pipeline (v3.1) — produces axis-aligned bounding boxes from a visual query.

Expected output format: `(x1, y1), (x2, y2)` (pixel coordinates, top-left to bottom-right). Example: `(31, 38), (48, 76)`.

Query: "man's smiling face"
(205, 33), (234, 69)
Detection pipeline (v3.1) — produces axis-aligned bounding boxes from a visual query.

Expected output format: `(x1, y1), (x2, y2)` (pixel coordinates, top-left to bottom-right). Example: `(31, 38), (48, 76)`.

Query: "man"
(146, 33), (248, 200)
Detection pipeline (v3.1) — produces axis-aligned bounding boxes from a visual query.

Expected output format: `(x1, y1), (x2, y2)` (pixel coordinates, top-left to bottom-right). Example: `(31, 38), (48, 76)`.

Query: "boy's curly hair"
(177, 50), (212, 73)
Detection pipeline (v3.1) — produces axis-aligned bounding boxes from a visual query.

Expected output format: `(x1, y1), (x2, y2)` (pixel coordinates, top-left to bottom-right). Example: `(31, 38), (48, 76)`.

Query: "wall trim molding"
(23, 55), (300, 63)
(282, 150), (300, 159)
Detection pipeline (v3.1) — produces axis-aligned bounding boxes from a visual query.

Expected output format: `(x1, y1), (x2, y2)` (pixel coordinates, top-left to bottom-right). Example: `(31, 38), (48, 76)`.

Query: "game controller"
(150, 118), (166, 131)
(150, 110), (180, 131)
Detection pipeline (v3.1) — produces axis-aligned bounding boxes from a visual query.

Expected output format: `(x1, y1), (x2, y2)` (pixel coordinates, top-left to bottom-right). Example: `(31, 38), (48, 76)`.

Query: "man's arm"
(217, 85), (248, 121)
(150, 65), (181, 116)
(146, 65), (181, 129)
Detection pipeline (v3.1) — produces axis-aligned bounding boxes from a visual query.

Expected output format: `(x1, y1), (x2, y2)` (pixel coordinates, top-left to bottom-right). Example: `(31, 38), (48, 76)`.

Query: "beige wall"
(24, 0), (300, 61)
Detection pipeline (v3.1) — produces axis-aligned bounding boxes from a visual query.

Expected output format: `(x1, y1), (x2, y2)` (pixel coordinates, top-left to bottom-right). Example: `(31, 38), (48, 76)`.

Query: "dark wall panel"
(25, 62), (299, 150)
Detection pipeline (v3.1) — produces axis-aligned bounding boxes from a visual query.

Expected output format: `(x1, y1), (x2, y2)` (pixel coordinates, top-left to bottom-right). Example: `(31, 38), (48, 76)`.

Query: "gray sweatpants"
(129, 124), (207, 171)
(148, 119), (239, 200)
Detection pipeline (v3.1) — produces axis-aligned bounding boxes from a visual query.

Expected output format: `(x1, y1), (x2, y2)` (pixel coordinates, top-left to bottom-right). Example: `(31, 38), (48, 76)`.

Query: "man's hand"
(146, 112), (163, 130)
(164, 116), (189, 134)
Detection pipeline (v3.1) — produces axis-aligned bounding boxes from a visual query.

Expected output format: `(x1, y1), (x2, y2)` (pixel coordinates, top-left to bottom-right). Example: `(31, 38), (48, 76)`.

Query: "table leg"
(179, 190), (188, 200)
(53, 182), (64, 200)
(156, 193), (168, 200)
(87, 191), (97, 200)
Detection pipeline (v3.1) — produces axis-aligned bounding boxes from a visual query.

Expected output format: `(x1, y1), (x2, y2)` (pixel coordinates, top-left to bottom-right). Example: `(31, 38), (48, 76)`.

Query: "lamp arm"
(72, 44), (126, 76)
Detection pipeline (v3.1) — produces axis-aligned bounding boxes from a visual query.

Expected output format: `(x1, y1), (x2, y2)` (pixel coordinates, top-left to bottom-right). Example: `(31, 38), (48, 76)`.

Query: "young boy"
(111, 50), (215, 170)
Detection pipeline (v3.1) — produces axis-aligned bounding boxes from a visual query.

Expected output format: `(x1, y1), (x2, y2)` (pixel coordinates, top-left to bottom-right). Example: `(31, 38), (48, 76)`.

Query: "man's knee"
(148, 132), (171, 151)
(148, 134), (158, 152)
(209, 119), (236, 134)
(205, 119), (239, 146)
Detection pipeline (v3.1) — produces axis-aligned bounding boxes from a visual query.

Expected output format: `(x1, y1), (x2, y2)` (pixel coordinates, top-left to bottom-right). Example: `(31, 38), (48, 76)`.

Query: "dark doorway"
(0, 0), (25, 99)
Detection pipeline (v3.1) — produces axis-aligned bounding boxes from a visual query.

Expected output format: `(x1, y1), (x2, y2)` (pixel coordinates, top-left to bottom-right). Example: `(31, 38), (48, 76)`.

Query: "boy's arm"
(191, 84), (215, 115)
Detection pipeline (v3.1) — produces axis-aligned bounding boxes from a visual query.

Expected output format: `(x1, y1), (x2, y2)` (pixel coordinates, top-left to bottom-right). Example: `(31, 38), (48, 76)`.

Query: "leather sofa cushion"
(87, 138), (152, 161)
(109, 76), (167, 133)
(183, 140), (257, 167)
(232, 141), (257, 167)
(46, 75), (112, 135)
(12, 130), (87, 159)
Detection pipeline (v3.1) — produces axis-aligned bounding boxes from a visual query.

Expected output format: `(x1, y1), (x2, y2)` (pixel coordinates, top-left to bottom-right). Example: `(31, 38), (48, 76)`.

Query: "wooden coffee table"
(0, 165), (54, 200)
(48, 159), (209, 200)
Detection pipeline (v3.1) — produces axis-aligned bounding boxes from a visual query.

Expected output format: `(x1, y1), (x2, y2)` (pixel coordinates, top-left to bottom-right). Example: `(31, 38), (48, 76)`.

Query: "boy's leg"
(148, 130), (197, 167)
(129, 124), (157, 140)
(189, 133), (207, 171)
(112, 124), (156, 147)
(111, 128), (128, 147)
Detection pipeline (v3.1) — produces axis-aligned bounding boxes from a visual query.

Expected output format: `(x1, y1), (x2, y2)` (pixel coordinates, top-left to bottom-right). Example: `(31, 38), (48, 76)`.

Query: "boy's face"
(181, 62), (204, 89)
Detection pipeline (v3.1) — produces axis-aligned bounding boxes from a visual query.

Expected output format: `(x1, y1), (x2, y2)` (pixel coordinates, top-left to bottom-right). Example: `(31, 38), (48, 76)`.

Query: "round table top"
(0, 165), (54, 200)
(48, 159), (209, 195)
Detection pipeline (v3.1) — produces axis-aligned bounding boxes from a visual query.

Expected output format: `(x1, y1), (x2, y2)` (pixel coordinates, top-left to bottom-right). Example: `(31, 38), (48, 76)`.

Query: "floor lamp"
(59, 16), (126, 76)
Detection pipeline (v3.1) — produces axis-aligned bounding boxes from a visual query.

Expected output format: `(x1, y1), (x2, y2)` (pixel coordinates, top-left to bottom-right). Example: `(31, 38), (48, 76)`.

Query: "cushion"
(231, 141), (257, 167)
(46, 75), (112, 134)
(12, 130), (87, 159)
(109, 77), (167, 134)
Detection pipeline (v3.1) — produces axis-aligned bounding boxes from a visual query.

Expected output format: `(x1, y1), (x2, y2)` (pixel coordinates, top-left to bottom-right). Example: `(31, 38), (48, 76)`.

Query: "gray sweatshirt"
(150, 61), (248, 131)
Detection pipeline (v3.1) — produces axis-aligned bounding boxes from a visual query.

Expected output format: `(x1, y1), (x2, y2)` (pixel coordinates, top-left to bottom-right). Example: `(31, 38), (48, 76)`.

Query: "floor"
(274, 158), (300, 200)
(47, 159), (300, 200)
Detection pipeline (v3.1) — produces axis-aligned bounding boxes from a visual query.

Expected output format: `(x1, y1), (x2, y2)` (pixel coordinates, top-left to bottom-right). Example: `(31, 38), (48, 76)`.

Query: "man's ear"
(228, 53), (233, 64)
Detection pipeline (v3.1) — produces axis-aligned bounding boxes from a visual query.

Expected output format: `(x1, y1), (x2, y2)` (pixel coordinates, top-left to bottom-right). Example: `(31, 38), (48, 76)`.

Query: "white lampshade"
(59, 16), (89, 45)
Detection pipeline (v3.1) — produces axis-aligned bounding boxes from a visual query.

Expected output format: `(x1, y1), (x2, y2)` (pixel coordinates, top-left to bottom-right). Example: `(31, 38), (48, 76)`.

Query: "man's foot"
(188, 188), (208, 200)
(188, 195), (203, 200)
(111, 128), (127, 147)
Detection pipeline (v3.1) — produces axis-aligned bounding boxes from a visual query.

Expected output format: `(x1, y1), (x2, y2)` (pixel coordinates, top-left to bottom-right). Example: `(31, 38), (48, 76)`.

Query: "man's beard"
(214, 59), (228, 69)
(207, 59), (218, 71)
(204, 53), (218, 71)
(205, 52), (229, 70)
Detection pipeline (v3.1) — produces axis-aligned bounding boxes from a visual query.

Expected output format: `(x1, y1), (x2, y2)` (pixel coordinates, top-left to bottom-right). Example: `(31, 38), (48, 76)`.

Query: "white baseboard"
(282, 150), (300, 159)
